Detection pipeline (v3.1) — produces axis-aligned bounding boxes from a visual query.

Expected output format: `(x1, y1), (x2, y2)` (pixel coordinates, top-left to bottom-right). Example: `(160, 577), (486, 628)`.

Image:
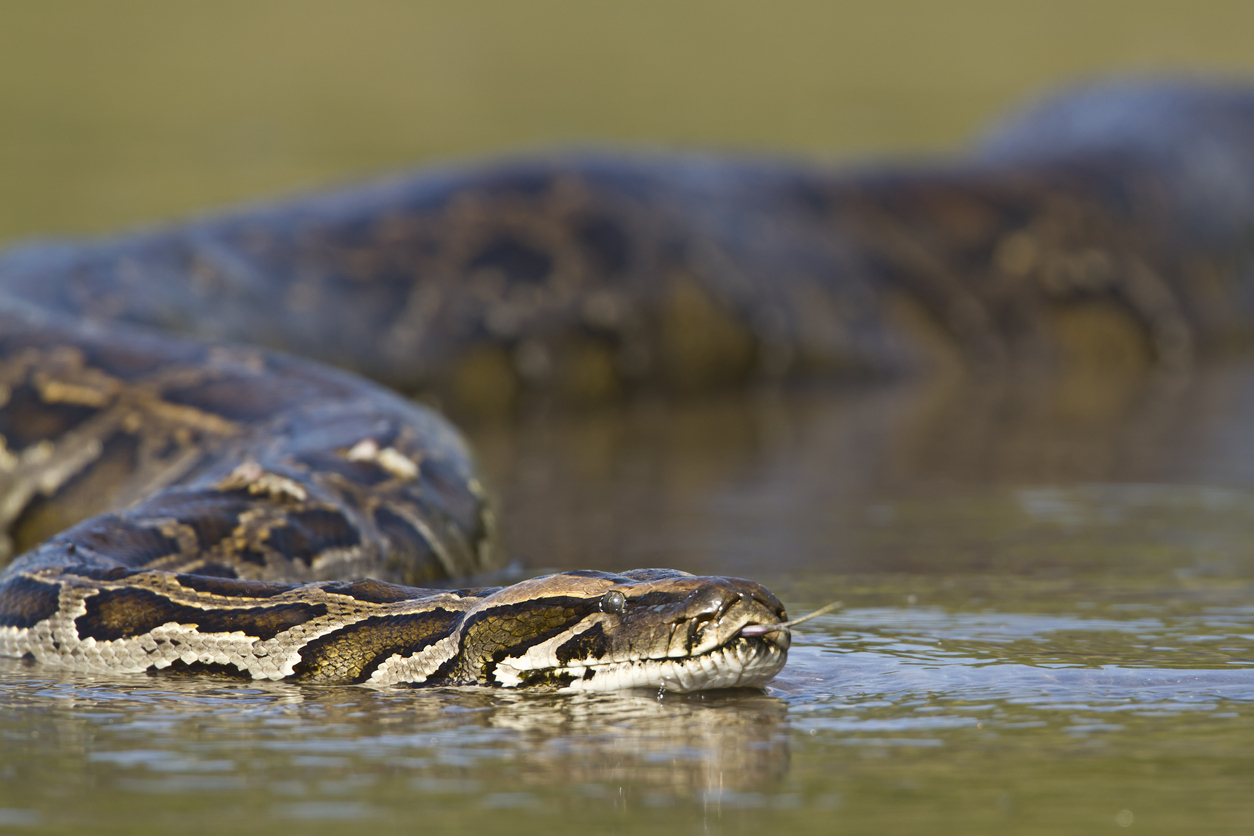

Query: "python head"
(450, 568), (790, 692)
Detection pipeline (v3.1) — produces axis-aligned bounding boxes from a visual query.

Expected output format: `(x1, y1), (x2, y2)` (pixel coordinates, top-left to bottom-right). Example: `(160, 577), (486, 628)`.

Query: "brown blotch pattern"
(554, 622), (610, 666)
(174, 573), (296, 599)
(0, 576), (63, 629)
(458, 595), (598, 681)
(373, 507), (433, 558)
(75, 587), (326, 642)
(161, 376), (296, 423)
(290, 609), (462, 683)
(145, 491), (255, 551)
(265, 508), (361, 565)
(12, 433), (141, 554)
(68, 517), (181, 566)
(0, 382), (101, 449)
(322, 578), (426, 605)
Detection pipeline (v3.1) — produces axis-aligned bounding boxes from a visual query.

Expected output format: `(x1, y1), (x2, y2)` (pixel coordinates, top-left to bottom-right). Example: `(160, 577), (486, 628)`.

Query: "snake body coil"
(3, 80), (1254, 690)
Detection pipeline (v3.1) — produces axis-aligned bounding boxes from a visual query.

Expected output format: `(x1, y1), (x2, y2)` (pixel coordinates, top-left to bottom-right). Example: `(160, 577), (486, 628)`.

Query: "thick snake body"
(0, 565), (786, 690)
(2, 80), (1254, 690)
(0, 315), (789, 689)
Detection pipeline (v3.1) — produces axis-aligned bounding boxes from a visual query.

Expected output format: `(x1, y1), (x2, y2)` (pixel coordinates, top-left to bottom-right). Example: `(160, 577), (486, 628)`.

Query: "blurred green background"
(2, 0), (1254, 244)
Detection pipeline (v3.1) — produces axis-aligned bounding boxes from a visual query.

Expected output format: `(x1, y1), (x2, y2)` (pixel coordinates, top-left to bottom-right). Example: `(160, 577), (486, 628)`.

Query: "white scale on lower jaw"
(490, 614), (774, 691)
(543, 643), (786, 693)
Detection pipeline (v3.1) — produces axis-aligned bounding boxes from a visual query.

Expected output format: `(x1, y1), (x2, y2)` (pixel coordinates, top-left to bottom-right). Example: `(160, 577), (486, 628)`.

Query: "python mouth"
(510, 634), (789, 693)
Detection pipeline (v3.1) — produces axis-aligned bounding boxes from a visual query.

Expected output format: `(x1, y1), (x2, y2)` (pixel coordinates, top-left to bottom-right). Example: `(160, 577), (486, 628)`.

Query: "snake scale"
(3, 79), (1254, 691)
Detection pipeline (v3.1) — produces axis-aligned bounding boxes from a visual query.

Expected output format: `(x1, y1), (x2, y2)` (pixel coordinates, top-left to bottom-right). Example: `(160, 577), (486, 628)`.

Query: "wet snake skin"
(2, 79), (1254, 689)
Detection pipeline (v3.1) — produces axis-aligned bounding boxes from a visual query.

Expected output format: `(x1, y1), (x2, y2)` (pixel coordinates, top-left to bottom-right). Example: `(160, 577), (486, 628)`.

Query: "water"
(6, 4), (1254, 833)
(8, 615), (1254, 835)
(7, 367), (1254, 835)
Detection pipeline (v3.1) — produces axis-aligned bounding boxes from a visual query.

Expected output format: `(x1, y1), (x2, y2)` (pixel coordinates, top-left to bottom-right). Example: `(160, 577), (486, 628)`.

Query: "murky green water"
(8, 369), (1254, 835)
(7, 612), (1254, 836)
(6, 3), (1254, 835)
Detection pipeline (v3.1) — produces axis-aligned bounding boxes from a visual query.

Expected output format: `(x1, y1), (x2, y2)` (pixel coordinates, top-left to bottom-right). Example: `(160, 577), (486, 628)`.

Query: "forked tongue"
(740, 601), (842, 637)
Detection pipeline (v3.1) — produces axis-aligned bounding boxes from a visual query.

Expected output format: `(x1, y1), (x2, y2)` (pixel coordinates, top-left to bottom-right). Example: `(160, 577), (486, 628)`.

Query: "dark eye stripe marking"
(75, 588), (326, 642)
(628, 590), (689, 609)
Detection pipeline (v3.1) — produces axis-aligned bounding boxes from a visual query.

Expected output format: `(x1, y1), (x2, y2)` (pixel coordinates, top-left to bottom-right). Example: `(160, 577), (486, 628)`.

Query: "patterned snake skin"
(2, 79), (1254, 690)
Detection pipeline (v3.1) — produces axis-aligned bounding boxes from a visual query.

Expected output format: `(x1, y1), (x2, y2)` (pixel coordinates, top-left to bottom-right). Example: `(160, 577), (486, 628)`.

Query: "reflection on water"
(475, 363), (1254, 577)
(6, 547), (1254, 834)
(0, 669), (787, 833)
(8, 364), (1254, 833)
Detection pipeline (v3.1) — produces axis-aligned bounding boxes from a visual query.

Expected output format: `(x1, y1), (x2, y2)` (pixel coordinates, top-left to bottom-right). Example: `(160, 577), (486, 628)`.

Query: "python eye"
(601, 590), (627, 614)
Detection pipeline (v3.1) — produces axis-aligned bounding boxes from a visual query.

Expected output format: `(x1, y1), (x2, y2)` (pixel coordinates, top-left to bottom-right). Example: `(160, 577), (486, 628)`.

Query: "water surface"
(7, 367), (1254, 835)
(5, 5), (1254, 834)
